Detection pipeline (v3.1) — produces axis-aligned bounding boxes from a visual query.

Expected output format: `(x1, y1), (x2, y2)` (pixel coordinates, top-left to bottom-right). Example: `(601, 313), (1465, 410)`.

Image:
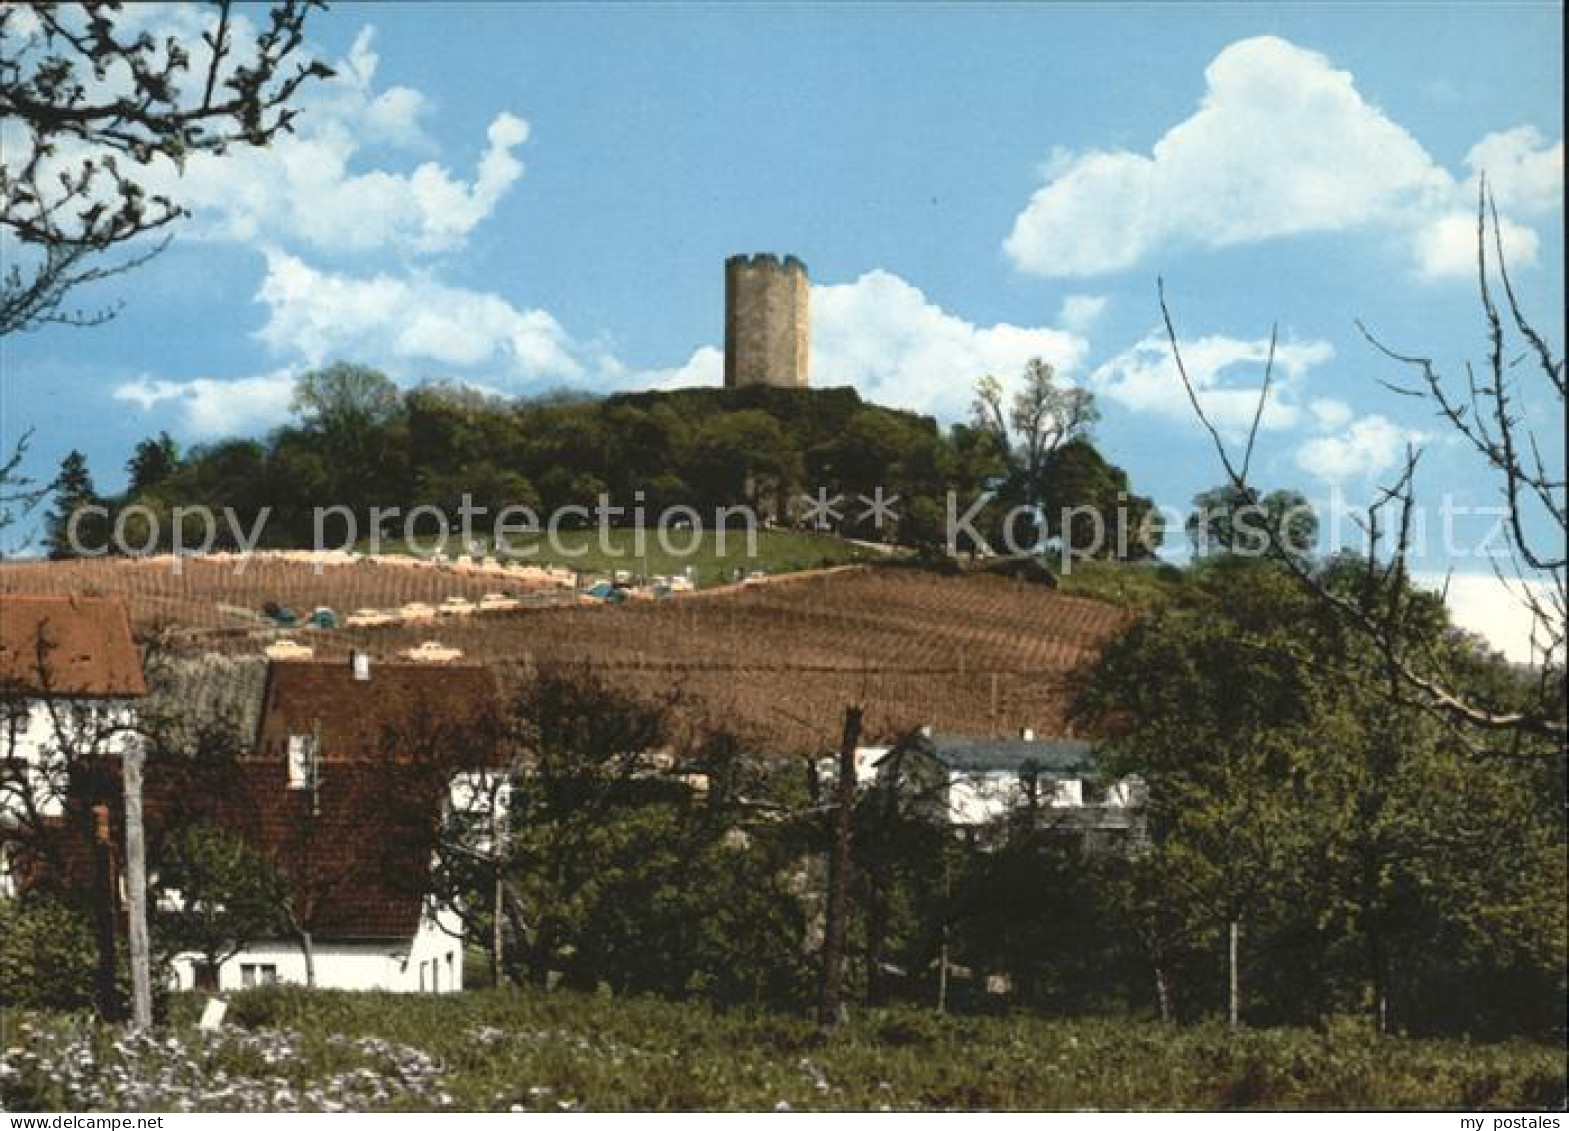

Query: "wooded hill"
(53, 368), (1161, 559)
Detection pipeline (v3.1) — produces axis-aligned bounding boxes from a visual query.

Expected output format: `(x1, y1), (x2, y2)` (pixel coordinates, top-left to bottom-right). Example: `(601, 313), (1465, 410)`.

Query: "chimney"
(351, 651), (371, 682)
(1020, 726), (1035, 742)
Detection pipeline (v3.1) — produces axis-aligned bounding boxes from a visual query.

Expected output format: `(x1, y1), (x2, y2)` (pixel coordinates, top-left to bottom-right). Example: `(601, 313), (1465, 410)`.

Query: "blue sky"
(2, 3), (1563, 627)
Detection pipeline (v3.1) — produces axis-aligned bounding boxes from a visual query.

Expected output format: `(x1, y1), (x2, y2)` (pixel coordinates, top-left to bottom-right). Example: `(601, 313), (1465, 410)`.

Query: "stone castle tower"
(723, 253), (810, 389)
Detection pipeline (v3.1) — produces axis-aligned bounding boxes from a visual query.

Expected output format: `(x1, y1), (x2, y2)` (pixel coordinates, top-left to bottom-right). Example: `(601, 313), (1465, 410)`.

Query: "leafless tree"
(1160, 182), (1564, 743)
(0, 625), (146, 1018)
(0, 429), (50, 554)
(972, 358), (1100, 507)
(369, 704), (515, 988)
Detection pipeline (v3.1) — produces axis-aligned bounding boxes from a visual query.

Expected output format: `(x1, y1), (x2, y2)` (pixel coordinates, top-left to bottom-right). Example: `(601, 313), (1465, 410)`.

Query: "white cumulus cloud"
(113, 370), (298, 438)
(1465, 126), (1565, 215)
(255, 252), (582, 383)
(1411, 209), (1540, 281)
(1413, 572), (1564, 666)
(810, 270), (1087, 420)
(1294, 413), (1422, 483)
(1090, 331), (1336, 437)
(652, 269), (1092, 420)
(1058, 294), (1109, 334)
(1004, 36), (1562, 281)
(1089, 322), (1429, 487)
(646, 346), (725, 390)
(135, 27), (529, 256)
(1307, 398), (1355, 432)
(653, 271), (1087, 421)
(134, 264), (1078, 435)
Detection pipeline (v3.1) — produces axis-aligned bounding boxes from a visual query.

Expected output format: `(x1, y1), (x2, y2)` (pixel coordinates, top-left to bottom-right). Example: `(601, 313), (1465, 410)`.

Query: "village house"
(2, 605), (500, 995)
(0, 595), (147, 898)
(163, 655), (503, 994)
(851, 729), (1146, 845)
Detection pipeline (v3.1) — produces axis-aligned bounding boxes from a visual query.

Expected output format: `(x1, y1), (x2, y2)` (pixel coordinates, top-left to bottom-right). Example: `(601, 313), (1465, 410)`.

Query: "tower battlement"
(724, 253), (810, 389)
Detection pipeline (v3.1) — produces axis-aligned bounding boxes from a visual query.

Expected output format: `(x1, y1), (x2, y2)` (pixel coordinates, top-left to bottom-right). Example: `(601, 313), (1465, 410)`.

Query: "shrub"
(0, 897), (98, 1011)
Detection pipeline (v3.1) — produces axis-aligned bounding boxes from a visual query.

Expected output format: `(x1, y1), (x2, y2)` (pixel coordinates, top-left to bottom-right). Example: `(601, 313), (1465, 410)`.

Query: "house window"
(240, 963), (278, 988)
(419, 962), (427, 992)
(1082, 779), (1107, 806)
(286, 734), (316, 790)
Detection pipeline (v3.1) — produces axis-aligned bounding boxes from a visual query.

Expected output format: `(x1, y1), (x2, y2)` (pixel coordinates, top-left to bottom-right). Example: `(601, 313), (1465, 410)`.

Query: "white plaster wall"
(2, 699), (140, 822)
(1052, 778), (1084, 807)
(807, 748), (1143, 827)
(449, 771), (511, 817)
(168, 906), (464, 994)
(407, 903), (466, 993)
(946, 773), (1019, 825)
(945, 773), (1117, 824)
(830, 747), (889, 787)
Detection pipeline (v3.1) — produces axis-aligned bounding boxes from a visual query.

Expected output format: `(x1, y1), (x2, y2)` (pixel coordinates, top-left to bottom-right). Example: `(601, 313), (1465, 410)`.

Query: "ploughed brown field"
(0, 555), (552, 640)
(0, 558), (1131, 754)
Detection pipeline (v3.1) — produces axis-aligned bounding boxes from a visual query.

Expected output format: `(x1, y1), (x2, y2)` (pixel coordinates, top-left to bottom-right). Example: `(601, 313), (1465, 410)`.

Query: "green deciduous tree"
(972, 360), (1098, 494)
(291, 363), (402, 439)
(1040, 438), (1164, 561)
(1080, 555), (1565, 1036)
(102, 376), (1163, 567)
(972, 358), (1099, 525)
(689, 410), (801, 517)
(501, 670), (810, 1004)
(1186, 483), (1318, 562)
(153, 824), (285, 991)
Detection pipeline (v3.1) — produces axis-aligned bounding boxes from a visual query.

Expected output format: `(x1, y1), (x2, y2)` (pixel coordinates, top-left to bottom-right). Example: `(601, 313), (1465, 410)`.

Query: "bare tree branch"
(1159, 198), (1565, 743)
(0, 1), (332, 335)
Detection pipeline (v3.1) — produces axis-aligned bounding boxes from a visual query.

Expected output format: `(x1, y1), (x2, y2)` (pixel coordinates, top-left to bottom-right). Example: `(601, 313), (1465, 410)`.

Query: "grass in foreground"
(3, 989), (1562, 1112)
(365, 527), (883, 587)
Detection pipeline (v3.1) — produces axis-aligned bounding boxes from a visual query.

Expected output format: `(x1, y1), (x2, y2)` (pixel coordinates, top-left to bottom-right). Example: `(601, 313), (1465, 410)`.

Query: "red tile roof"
(0, 595), (146, 698)
(235, 659), (504, 939)
(213, 762), (446, 940)
(252, 658), (501, 764)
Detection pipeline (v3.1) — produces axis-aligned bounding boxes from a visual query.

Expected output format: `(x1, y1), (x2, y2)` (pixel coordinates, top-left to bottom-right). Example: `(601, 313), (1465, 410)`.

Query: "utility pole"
(817, 703), (862, 1033)
(490, 767), (511, 988)
(1227, 918), (1241, 1031)
(90, 803), (120, 1020)
(122, 743), (152, 1029)
(936, 922), (950, 1015)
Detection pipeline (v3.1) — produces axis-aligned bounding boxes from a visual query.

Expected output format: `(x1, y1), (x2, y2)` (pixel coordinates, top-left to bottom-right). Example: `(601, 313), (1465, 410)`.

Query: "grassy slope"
(365, 527), (886, 588)
(5, 989), (1562, 1112)
(1054, 558), (1189, 611)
